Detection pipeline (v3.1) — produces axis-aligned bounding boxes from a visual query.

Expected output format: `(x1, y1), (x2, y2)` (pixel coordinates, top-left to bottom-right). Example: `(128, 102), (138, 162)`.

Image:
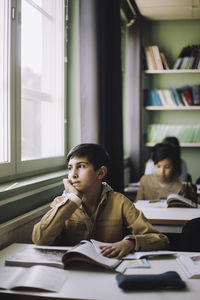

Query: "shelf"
(145, 106), (200, 111)
(146, 142), (200, 148)
(144, 69), (200, 74)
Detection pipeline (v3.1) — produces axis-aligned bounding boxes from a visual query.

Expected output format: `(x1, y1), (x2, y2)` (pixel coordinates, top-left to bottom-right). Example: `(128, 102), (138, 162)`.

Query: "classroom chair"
(181, 217), (200, 252)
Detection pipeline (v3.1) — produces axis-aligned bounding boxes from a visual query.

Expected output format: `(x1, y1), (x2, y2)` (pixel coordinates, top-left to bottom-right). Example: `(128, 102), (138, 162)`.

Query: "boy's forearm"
(32, 197), (80, 245)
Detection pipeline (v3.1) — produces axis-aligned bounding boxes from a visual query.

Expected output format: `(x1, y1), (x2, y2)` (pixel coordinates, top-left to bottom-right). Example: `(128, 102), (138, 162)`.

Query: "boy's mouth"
(72, 181), (80, 185)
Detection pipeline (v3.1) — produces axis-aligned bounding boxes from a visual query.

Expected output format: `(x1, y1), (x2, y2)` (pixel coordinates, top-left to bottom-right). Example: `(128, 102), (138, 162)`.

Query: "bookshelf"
(145, 106), (200, 111)
(146, 142), (200, 148)
(145, 70), (200, 74)
(142, 19), (200, 182)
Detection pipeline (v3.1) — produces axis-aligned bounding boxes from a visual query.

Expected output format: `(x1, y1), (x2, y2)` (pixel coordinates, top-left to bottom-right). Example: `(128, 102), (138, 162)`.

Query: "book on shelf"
(160, 52), (169, 70)
(166, 193), (198, 208)
(198, 59), (200, 69)
(177, 254), (200, 279)
(177, 85), (193, 105)
(162, 89), (176, 106)
(156, 89), (168, 106)
(192, 47), (200, 69)
(180, 56), (191, 69)
(0, 265), (68, 292)
(144, 89), (162, 106)
(144, 85), (200, 107)
(192, 84), (200, 105)
(150, 45), (164, 70)
(173, 46), (190, 69)
(144, 46), (156, 70)
(144, 45), (164, 70)
(169, 88), (184, 106)
(173, 57), (182, 69)
(173, 44), (200, 69)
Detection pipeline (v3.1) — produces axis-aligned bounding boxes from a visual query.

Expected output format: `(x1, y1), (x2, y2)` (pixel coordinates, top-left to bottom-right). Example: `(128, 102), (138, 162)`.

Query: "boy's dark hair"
(152, 142), (182, 178)
(67, 143), (110, 171)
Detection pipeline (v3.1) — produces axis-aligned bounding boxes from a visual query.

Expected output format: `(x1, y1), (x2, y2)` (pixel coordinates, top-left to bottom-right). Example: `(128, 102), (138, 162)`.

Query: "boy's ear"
(97, 166), (107, 179)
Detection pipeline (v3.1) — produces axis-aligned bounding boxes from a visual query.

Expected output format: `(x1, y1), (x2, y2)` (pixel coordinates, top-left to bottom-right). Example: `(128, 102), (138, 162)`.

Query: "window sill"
(0, 169), (68, 224)
(0, 169), (67, 199)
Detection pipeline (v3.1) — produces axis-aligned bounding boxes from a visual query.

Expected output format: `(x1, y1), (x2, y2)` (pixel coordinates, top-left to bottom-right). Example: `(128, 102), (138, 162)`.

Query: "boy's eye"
(79, 164), (85, 168)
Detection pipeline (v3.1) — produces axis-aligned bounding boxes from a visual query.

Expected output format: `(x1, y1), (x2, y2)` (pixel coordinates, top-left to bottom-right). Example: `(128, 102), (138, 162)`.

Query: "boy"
(32, 143), (169, 259)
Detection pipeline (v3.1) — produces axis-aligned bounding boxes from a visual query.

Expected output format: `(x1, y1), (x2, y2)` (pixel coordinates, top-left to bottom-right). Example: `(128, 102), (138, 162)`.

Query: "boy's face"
(67, 156), (103, 194)
(154, 158), (174, 183)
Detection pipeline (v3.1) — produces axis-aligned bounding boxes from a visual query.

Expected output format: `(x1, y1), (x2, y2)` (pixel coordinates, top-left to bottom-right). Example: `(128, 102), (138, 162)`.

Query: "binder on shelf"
(147, 124), (200, 144)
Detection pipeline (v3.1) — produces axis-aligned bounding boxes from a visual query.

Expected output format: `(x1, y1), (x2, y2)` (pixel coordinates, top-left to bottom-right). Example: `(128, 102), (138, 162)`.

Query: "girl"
(136, 142), (185, 200)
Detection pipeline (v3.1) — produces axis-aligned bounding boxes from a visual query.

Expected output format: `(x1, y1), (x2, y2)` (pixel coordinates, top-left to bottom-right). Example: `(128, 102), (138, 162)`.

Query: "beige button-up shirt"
(32, 183), (169, 251)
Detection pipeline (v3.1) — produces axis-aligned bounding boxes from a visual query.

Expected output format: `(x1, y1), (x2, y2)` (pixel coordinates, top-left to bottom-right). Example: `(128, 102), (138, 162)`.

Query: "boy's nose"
(72, 169), (78, 178)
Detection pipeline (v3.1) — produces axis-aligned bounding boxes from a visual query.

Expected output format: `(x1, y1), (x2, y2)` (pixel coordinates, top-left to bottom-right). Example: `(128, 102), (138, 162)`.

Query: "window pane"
(21, 0), (65, 161)
(0, 0), (10, 163)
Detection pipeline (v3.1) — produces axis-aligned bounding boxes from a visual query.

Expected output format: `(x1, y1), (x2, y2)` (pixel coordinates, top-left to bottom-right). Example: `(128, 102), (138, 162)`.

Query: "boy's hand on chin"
(63, 179), (83, 199)
(99, 239), (135, 260)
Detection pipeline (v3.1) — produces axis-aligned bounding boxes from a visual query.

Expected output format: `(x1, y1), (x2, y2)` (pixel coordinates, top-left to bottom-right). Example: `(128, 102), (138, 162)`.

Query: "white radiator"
(0, 203), (50, 250)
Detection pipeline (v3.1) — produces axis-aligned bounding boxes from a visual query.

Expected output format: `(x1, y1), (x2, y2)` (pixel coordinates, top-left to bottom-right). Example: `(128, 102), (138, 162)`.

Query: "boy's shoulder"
(106, 190), (133, 206)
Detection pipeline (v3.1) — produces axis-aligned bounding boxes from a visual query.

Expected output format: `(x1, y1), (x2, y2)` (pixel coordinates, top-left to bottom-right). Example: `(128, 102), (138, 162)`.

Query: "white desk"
(0, 243), (200, 300)
(135, 201), (200, 233)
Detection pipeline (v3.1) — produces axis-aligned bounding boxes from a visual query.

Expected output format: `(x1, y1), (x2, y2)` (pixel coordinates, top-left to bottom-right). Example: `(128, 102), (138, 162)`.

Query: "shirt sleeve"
(32, 193), (82, 245)
(122, 197), (169, 251)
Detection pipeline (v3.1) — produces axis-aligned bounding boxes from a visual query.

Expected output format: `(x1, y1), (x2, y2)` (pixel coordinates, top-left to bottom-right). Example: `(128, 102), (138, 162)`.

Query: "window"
(0, 0), (10, 165)
(0, 0), (67, 180)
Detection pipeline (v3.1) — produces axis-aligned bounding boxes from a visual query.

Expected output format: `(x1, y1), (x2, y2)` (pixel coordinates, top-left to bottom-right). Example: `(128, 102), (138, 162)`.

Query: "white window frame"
(0, 0), (67, 180)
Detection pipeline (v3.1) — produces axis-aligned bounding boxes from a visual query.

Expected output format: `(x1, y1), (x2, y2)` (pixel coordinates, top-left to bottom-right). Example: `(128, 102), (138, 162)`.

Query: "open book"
(0, 265), (68, 292)
(166, 193), (198, 208)
(5, 242), (123, 273)
(177, 254), (200, 279)
(62, 239), (175, 273)
(5, 244), (70, 269)
(89, 239), (175, 259)
(5, 241), (175, 274)
(62, 240), (123, 272)
(137, 194), (198, 208)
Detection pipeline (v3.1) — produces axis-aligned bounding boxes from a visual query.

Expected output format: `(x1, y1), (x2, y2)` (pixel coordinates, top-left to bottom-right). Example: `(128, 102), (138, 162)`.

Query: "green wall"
(142, 19), (200, 182)
(67, 0), (81, 152)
